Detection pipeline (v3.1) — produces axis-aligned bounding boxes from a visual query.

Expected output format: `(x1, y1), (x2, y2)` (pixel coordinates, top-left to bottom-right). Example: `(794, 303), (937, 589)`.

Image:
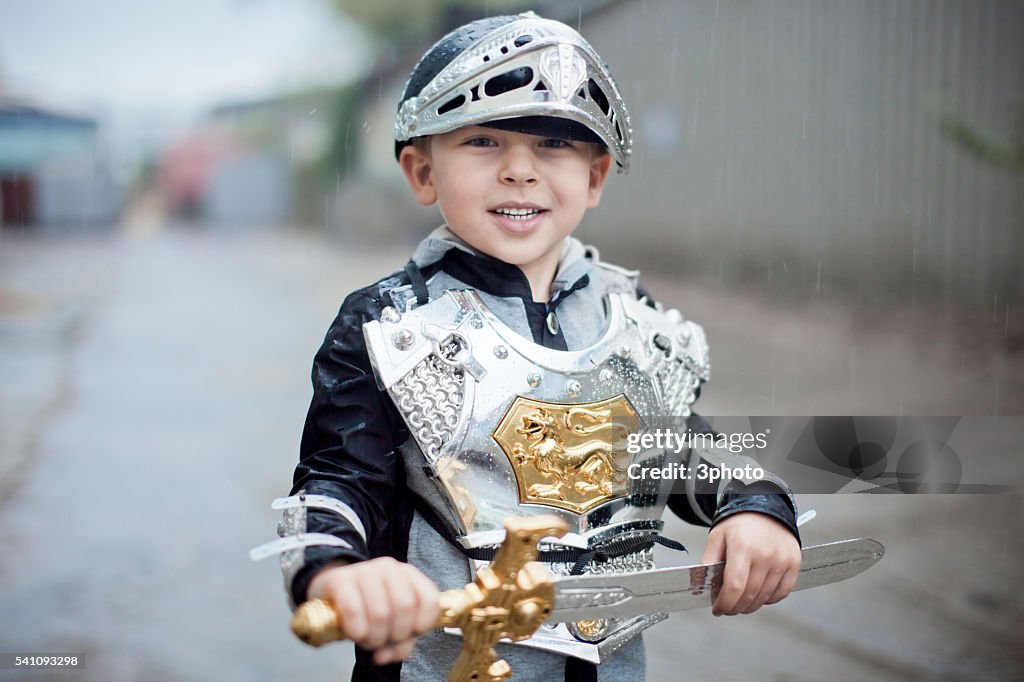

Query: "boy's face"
(399, 125), (613, 276)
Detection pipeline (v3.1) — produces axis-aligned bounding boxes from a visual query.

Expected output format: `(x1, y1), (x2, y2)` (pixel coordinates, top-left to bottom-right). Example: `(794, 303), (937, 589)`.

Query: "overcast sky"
(0, 0), (371, 166)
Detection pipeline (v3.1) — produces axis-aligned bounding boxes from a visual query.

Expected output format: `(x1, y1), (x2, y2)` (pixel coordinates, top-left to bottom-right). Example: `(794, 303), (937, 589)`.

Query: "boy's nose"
(499, 146), (539, 186)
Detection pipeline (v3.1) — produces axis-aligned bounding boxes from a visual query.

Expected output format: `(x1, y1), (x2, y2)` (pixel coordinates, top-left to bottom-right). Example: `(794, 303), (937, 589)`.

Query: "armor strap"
(411, 494), (686, 574)
(404, 260), (430, 306)
(567, 534), (687, 575)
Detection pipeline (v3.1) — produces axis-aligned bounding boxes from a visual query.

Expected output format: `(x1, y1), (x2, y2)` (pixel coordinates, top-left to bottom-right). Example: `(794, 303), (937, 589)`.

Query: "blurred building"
(0, 97), (119, 230)
(336, 0), (1023, 308)
(159, 89), (342, 228)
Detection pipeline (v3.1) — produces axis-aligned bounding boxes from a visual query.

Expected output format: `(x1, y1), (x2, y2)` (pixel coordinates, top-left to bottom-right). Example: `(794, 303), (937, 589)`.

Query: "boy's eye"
(539, 138), (571, 148)
(465, 137), (497, 147)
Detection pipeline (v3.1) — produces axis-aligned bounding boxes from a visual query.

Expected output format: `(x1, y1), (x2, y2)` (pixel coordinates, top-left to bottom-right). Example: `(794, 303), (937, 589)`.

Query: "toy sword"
(291, 516), (884, 682)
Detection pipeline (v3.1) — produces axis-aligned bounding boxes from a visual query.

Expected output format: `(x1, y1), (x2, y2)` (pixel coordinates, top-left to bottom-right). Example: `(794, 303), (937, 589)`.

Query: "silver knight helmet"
(394, 11), (633, 172)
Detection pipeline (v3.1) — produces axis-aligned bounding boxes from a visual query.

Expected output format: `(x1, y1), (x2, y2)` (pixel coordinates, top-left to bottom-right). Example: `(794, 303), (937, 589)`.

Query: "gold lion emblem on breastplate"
(492, 395), (640, 514)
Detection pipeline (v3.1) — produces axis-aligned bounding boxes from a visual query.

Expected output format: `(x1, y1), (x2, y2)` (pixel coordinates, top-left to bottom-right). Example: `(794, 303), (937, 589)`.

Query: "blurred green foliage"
(936, 99), (1024, 174)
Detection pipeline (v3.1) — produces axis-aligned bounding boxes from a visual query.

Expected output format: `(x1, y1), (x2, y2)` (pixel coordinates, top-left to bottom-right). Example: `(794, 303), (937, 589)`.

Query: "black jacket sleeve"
(635, 284), (800, 544)
(666, 414), (801, 544)
(287, 290), (413, 606)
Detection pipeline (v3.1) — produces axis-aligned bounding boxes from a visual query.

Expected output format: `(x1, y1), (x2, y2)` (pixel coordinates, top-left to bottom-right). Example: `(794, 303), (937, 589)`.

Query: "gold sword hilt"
(290, 515), (569, 682)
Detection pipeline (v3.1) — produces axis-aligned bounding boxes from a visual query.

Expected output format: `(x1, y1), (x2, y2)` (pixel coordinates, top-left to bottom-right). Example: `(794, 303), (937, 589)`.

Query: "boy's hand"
(307, 557), (440, 665)
(700, 512), (801, 616)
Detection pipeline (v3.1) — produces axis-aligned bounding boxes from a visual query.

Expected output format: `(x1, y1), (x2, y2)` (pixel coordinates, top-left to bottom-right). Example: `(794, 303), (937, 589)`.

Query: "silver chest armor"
(363, 289), (710, 662)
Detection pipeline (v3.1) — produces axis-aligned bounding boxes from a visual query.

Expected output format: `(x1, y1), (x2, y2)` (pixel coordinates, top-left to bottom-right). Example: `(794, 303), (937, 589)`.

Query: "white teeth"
(494, 207), (542, 220)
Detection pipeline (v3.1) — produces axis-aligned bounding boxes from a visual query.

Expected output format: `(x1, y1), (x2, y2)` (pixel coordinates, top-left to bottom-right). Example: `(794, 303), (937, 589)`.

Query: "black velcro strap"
(404, 260), (430, 306)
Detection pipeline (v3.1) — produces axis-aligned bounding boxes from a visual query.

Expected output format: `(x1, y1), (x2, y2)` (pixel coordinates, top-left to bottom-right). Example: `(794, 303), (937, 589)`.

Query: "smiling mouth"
(490, 207), (547, 221)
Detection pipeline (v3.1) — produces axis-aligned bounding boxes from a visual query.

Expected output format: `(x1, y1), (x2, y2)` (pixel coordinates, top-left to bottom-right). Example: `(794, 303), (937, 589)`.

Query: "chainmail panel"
(391, 342), (466, 465)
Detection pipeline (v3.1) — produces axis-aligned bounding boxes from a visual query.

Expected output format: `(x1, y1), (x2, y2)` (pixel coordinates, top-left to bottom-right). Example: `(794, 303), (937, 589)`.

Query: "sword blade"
(546, 538), (884, 623)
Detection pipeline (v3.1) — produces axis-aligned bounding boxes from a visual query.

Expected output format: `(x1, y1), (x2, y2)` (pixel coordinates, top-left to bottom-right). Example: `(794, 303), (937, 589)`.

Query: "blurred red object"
(159, 126), (239, 219)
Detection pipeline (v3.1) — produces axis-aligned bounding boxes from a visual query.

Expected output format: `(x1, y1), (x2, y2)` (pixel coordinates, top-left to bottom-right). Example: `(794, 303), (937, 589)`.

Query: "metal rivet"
(566, 380), (581, 398)
(527, 372), (542, 388)
(380, 306), (401, 324)
(546, 311), (560, 335)
(620, 345), (631, 357)
(493, 345), (508, 359)
(392, 329), (415, 350)
(599, 368), (614, 383)
(470, 316), (484, 329)
(569, 618), (610, 642)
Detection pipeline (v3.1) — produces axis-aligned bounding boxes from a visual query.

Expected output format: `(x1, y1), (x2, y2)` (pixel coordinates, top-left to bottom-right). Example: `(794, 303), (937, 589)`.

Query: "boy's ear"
(587, 151), (614, 208)
(399, 144), (438, 206)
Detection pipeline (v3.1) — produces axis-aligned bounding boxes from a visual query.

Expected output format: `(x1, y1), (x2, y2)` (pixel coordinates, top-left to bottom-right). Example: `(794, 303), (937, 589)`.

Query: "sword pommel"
(289, 515), (567, 682)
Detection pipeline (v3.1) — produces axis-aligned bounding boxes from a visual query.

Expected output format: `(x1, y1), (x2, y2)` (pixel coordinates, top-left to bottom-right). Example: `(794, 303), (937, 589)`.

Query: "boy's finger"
(765, 568), (799, 605)
(390, 638), (418, 662)
(712, 550), (749, 616)
(372, 644), (396, 666)
(331, 581), (369, 642)
(700, 531), (725, 565)
(371, 637), (418, 665)
(730, 564), (767, 615)
(383, 570), (418, 643)
(742, 569), (784, 614)
(358, 571), (394, 649)
(408, 568), (441, 634)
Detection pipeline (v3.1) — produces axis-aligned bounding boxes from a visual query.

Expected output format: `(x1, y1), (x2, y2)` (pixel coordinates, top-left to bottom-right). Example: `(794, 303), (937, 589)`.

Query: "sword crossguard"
(290, 515), (568, 682)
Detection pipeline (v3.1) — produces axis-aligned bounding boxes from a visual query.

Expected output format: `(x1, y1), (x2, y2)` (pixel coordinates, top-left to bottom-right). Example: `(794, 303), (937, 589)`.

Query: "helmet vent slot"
(588, 79), (610, 115)
(437, 94), (466, 115)
(514, 35), (534, 48)
(484, 67), (534, 97)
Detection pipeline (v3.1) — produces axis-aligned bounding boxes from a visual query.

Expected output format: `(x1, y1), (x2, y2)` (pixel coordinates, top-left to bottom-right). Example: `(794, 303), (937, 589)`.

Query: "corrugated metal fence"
(580, 0), (1023, 306)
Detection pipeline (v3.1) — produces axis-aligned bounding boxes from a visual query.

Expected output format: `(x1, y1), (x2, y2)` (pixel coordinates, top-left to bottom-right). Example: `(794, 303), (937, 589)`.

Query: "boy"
(262, 12), (801, 681)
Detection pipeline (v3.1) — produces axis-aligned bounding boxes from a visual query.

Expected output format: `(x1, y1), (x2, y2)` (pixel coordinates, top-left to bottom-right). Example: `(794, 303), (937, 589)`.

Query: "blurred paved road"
(0, 227), (1021, 681)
